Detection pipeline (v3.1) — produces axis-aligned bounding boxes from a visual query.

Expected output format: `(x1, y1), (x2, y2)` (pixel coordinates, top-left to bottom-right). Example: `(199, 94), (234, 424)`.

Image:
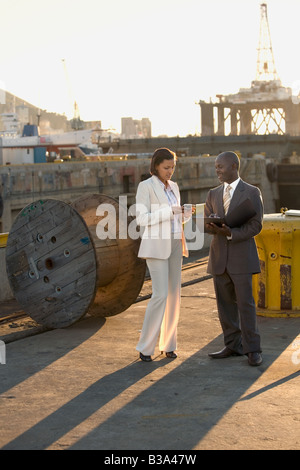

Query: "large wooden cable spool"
(5, 195), (146, 329)
(5, 199), (97, 329)
(71, 193), (146, 318)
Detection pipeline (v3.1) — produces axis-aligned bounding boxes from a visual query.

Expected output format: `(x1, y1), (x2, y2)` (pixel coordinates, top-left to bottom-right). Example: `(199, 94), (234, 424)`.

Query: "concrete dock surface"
(0, 261), (299, 451)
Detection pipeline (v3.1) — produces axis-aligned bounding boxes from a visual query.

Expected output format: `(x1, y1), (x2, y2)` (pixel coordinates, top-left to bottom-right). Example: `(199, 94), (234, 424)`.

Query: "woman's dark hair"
(150, 148), (177, 175)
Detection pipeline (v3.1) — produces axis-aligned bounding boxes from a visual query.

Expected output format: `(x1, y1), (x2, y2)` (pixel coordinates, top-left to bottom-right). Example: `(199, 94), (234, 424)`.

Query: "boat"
(0, 122), (93, 164)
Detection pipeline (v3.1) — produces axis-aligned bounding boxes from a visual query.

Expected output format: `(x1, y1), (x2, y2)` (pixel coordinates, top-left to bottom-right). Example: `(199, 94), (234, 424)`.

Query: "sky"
(1, 0), (300, 137)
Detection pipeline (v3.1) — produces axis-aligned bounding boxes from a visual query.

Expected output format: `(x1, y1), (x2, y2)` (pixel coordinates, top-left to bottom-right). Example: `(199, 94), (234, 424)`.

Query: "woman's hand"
(172, 204), (195, 218)
(172, 205), (183, 215)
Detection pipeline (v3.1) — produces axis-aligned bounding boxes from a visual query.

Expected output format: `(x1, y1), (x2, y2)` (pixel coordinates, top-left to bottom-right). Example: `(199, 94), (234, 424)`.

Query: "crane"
(255, 3), (279, 83)
(61, 58), (84, 130)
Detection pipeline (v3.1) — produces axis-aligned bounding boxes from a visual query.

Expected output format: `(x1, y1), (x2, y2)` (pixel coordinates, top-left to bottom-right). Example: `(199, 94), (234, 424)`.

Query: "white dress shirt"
(157, 177), (182, 234)
(223, 177), (240, 200)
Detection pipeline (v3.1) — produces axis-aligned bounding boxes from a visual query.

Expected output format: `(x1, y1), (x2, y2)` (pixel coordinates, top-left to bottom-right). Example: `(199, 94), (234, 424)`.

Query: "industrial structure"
(61, 58), (85, 131)
(197, 3), (300, 136)
(121, 117), (152, 139)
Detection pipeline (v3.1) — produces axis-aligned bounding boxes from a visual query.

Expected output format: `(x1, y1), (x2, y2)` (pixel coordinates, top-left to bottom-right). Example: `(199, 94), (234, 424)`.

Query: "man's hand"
(206, 222), (232, 237)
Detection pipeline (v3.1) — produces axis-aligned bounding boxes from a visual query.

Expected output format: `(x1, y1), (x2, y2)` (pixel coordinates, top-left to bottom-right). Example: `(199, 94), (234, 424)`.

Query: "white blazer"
(136, 175), (188, 259)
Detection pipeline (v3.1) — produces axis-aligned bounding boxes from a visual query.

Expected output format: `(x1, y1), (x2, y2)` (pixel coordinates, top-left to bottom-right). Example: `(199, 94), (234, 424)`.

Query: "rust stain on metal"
(257, 260), (265, 309)
(280, 264), (292, 310)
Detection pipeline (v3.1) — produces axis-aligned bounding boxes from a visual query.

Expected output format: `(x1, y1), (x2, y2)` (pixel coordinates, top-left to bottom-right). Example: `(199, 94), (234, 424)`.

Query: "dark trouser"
(213, 270), (261, 355)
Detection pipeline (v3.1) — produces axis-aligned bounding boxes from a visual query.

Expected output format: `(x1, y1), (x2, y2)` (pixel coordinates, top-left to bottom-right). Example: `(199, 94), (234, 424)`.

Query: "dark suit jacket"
(205, 179), (263, 275)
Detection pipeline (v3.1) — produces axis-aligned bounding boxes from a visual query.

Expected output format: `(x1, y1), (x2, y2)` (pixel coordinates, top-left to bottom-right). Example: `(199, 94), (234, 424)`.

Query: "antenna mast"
(61, 58), (84, 130)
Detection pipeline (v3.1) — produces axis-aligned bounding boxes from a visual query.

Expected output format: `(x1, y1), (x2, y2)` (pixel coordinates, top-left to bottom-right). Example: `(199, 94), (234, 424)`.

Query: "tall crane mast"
(61, 58), (84, 130)
(256, 3), (279, 83)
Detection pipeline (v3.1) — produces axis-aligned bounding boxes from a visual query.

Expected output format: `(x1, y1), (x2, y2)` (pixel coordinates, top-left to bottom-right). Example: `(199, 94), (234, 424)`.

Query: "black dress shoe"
(208, 346), (242, 359)
(165, 351), (177, 359)
(248, 352), (262, 366)
(139, 352), (152, 362)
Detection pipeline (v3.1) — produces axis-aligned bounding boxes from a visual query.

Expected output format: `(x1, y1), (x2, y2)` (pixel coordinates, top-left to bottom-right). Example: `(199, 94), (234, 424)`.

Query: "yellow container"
(0, 233), (8, 248)
(253, 213), (300, 317)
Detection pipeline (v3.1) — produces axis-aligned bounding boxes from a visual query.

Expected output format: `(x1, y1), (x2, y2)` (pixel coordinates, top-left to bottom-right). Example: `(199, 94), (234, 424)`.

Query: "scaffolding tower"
(197, 3), (300, 136)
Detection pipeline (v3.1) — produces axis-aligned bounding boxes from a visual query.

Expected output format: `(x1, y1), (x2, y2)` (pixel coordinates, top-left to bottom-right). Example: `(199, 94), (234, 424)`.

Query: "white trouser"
(136, 236), (182, 356)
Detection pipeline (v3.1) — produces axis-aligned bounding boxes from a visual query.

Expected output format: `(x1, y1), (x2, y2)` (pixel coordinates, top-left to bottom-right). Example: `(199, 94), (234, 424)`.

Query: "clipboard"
(204, 217), (225, 227)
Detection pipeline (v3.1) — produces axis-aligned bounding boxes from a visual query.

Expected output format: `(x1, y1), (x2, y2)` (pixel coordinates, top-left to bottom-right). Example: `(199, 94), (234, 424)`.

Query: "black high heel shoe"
(139, 352), (152, 362)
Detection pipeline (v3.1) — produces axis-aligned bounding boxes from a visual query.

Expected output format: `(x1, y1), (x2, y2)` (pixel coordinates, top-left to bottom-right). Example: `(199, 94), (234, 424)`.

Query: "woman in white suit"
(135, 148), (191, 362)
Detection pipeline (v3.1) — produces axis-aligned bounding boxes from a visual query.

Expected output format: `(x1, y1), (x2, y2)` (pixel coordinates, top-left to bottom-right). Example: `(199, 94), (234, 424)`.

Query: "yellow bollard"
(253, 213), (300, 317)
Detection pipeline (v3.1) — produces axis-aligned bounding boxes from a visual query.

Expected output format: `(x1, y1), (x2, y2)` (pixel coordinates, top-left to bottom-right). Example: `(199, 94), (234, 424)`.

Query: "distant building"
(83, 120), (102, 131)
(0, 89), (73, 134)
(121, 117), (151, 139)
(0, 113), (21, 136)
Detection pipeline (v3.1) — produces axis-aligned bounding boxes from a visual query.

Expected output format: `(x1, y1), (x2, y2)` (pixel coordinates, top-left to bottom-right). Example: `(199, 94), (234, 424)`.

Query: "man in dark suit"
(205, 151), (263, 366)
